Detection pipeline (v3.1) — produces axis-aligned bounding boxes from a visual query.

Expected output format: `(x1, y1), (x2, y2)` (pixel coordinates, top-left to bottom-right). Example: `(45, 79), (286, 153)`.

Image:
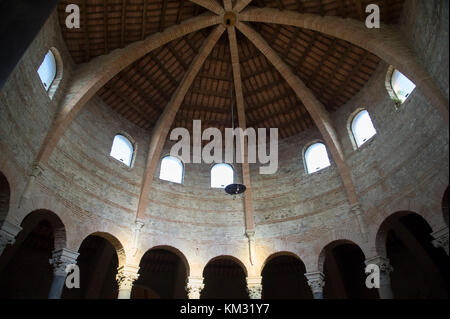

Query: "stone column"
(305, 271), (325, 299)
(0, 220), (22, 256)
(116, 264), (140, 299)
(350, 203), (368, 241)
(246, 276), (263, 299)
(48, 248), (79, 299)
(245, 230), (256, 266)
(186, 276), (204, 299)
(365, 256), (394, 299)
(432, 226), (449, 255)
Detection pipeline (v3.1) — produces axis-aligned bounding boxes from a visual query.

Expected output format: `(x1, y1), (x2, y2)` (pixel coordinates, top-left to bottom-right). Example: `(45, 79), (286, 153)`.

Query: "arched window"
(37, 50), (57, 92)
(110, 134), (134, 166)
(211, 163), (234, 188)
(390, 69), (416, 104)
(351, 110), (377, 148)
(159, 156), (183, 184)
(304, 143), (331, 174)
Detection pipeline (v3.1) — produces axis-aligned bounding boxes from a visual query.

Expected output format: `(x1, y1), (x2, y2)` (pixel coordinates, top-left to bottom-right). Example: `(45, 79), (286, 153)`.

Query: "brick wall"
(0, 1), (448, 275)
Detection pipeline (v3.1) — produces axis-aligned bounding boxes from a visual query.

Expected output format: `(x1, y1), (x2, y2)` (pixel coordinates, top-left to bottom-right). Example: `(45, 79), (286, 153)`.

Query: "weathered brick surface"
(0, 1), (448, 276)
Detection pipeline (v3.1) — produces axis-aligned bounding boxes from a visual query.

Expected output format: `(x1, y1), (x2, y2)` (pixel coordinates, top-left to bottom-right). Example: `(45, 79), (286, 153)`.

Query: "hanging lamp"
(225, 81), (246, 196)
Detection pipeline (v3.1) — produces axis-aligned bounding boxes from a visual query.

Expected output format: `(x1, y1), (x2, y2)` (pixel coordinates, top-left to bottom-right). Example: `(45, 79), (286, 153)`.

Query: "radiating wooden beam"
(237, 21), (359, 206)
(234, 0), (253, 13)
(239, 7), (449, 124)
(33, 14), (221, 166)
(188, 0), (225, 15)
(228, 25), (255, 232)
(135, 25), (226, 221)
(223, 0), (232, 11)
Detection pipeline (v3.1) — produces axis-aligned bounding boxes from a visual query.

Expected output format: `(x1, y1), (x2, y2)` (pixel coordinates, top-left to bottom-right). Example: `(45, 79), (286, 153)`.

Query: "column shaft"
(365, 256), (394, 299)
(48, 248), (79, 299)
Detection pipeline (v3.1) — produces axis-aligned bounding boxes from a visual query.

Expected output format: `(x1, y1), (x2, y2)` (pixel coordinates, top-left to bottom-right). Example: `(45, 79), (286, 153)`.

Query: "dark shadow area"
(261, 255), (312, 299)
(201, 258), (248, 299)
(132, 249), (187, 299)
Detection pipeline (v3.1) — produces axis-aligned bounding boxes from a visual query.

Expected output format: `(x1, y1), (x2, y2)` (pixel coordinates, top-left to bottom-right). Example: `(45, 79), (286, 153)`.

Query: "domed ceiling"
(57, 0), (405, 139)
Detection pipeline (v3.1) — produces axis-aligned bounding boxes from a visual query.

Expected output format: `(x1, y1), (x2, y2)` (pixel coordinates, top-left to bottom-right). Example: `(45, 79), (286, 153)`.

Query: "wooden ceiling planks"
(57, 0), (405, 139)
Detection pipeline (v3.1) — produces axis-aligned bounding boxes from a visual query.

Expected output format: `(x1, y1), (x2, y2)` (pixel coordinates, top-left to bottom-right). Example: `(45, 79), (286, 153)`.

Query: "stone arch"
(375, 211), (449, 298)
(260, 251), (312, 299)
(134, 245), (191, 299)
(375, 211), (431, 257)
(85, 232), (126, 268)
(148, 244), (190, 277)
(260, 251), (302, 276)
(318, 239), (376, 299)
(20, 209), (66, 250)
(318, 239), (363, 273)
(201, 254), (249, 299)
(0, 171), (10, 221)
(34, 14), (221, 165)
(377, 196), (439, 236)
(0, 209), (66, 298)
(204, 254), (248, 277)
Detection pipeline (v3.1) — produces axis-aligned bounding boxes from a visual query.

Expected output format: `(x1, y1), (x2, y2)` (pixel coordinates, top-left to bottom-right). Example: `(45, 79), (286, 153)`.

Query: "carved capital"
(365, 256), (393, 285)
(134, 220), (145, 231)
(304, 271), (325, 294)
(116, 265), (140, 291)
(30, 162), (46, 178)
(186, 276), (204, 299)
(350, 203), (362, 215)
(432, 227), (449, 255)
(131, 220), (145, 256)
(0, 220), (22, 253)
(248, 284), (262, 299)
(49, 248), (79, 277)
(247, 276), (263, 299)
(245, 230), (255, 240)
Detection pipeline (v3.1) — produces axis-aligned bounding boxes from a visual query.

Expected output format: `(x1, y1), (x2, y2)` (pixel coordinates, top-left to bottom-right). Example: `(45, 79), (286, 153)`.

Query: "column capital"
(304, 271), (325, 294)
(245, 230), (255, 240)
(0, 220), (22, 252)
(134, 219), (145, 230)
(350, 203), (362, 214)
(365, 256), (393, 274)
(364, 255), (394, 298)
(30, 162), (46, 177)
(116, 264), (140, 291)
(431, 226), (449, 255)
(186, 276), (204, 299)
(246, 276), (262, 299)
(49, 248), (79, 276)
